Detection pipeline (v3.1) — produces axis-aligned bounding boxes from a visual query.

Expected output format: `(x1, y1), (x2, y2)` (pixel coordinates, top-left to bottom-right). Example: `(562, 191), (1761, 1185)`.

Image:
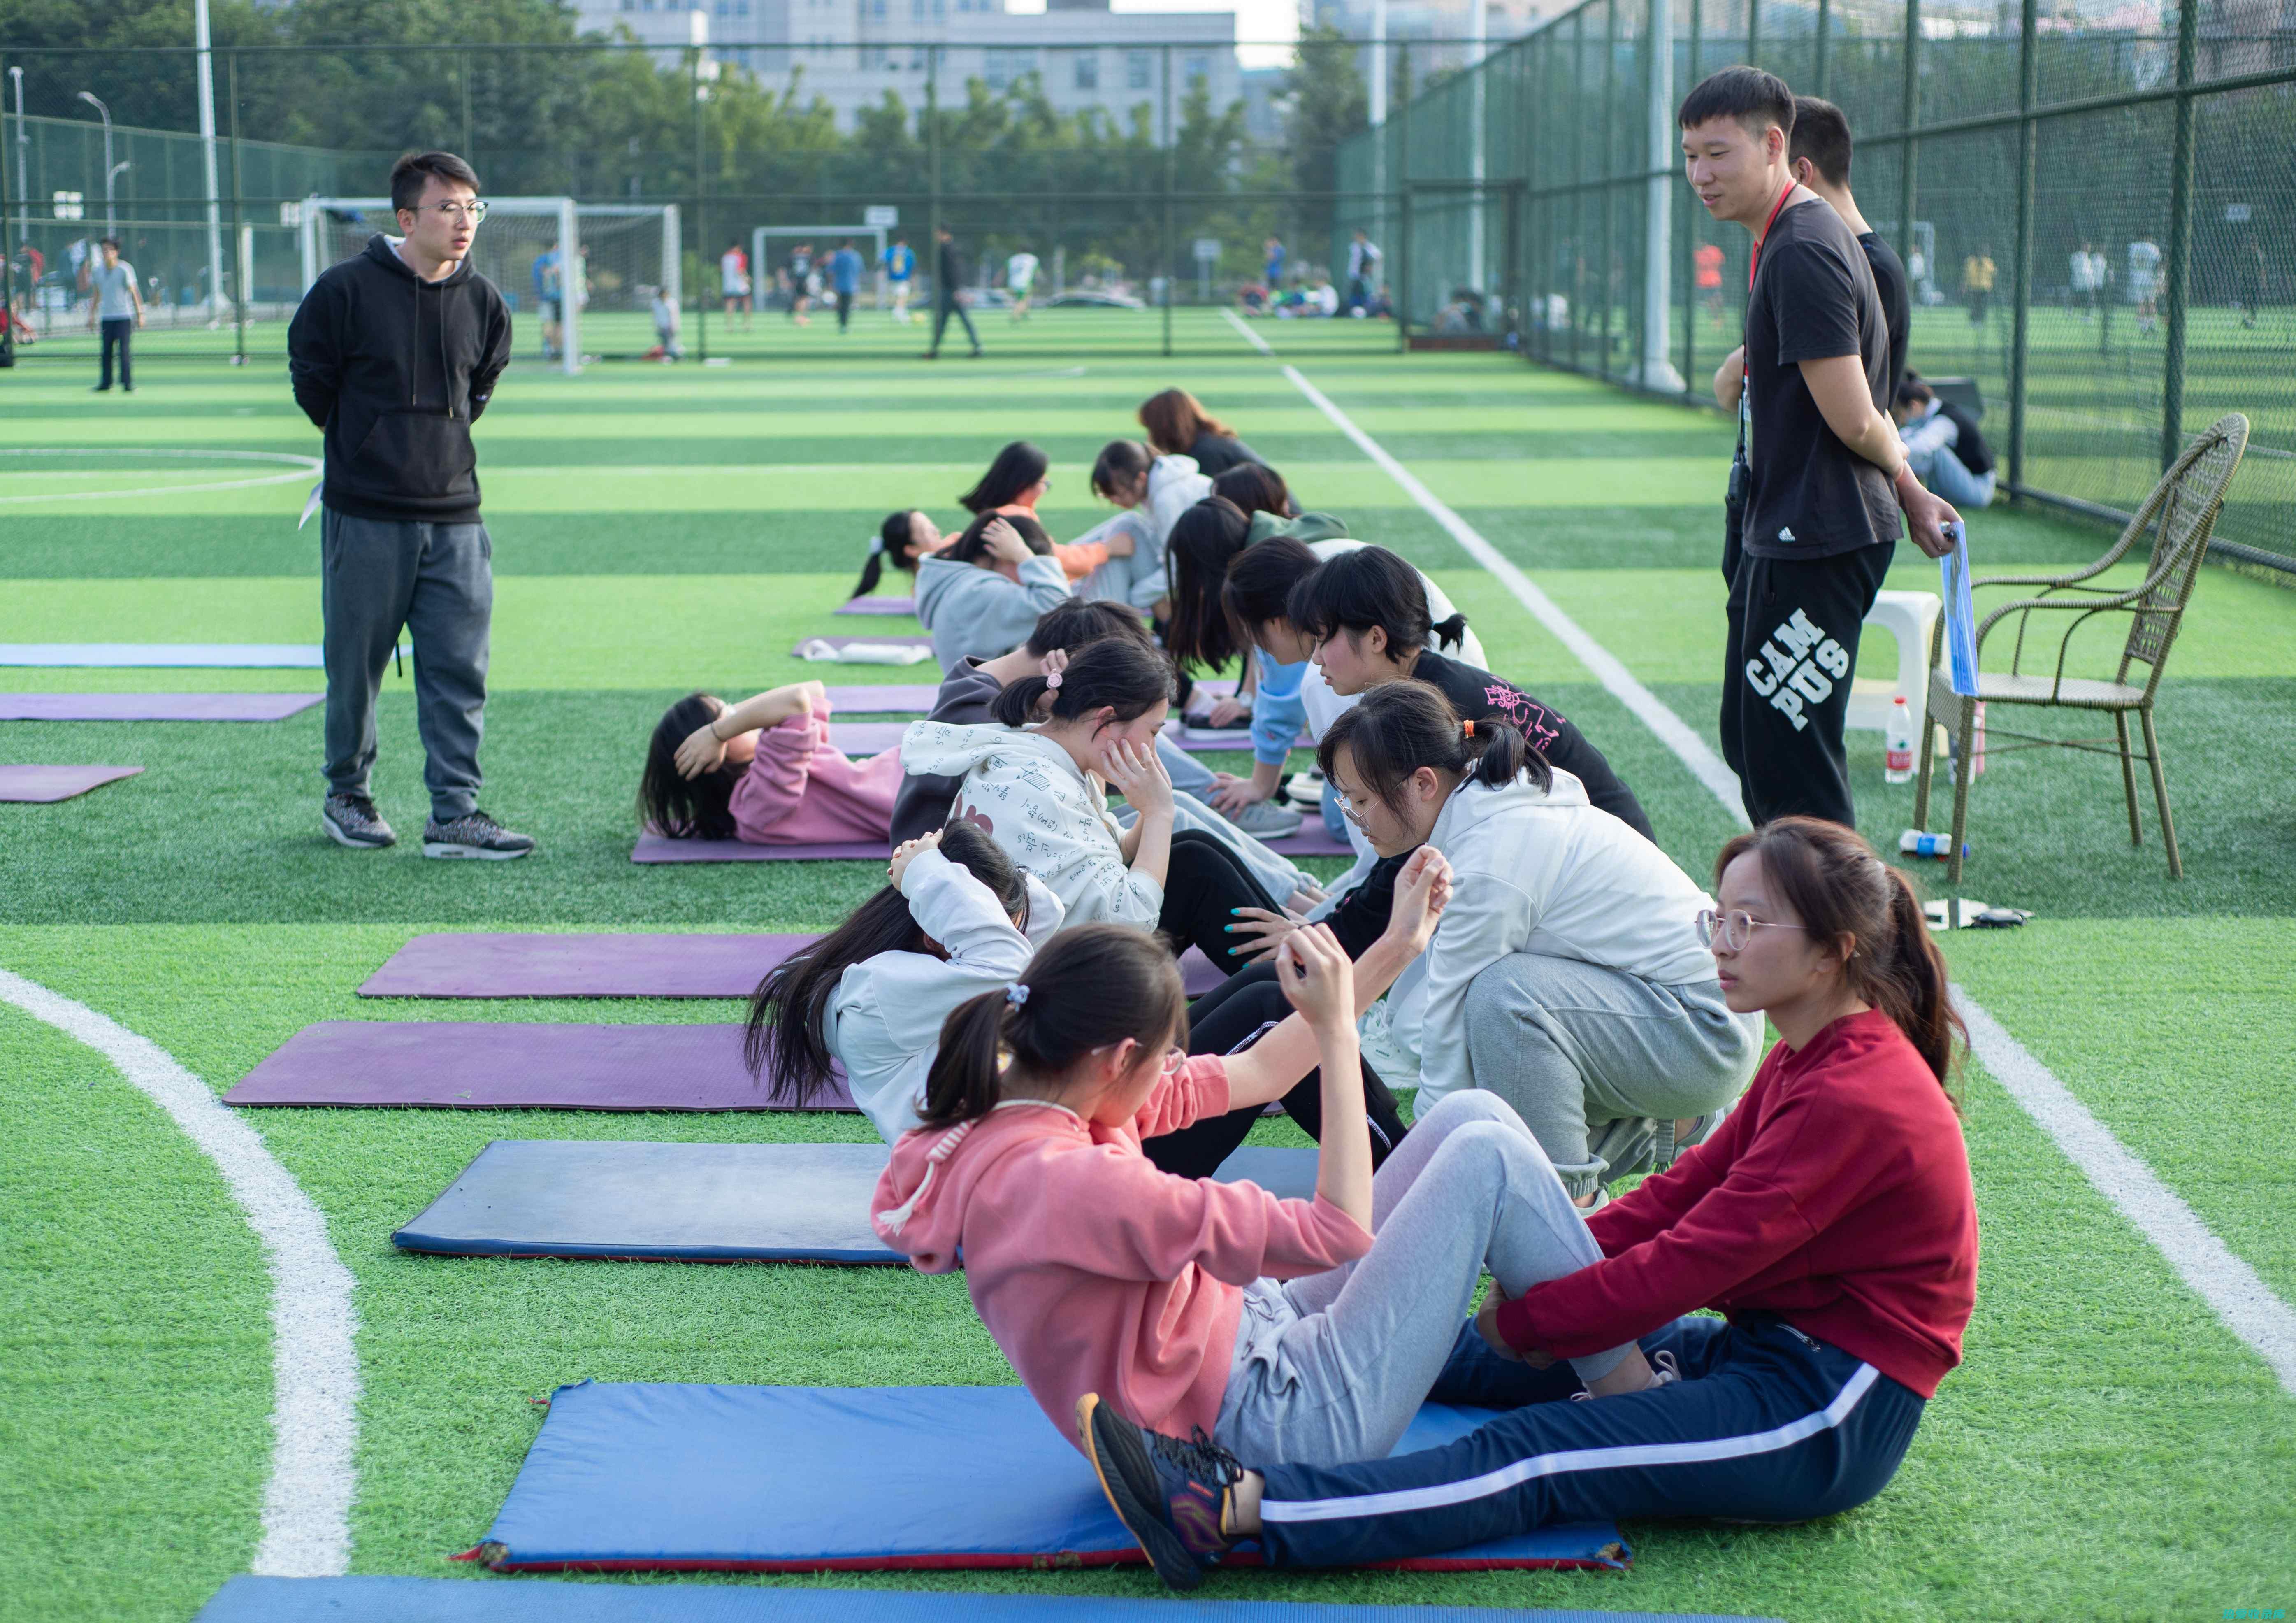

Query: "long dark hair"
(1138, 388), (1233, 456)
(1318, 680), (1550, 812)
(1714, 818), (1966, 1091)
(1222, 534), (1321, 632)
(1163, 495), (1254, 672)
(745, 822), (1030, 1106)
(990, 633), (1174, 728)
(640, 693), (743, 841)
(939, 509), (1053, 567)
(1091, 439), (1152, 499)
(1024, 597), (1156, 659)
(1211, 463), (1288, 518)
(850, 510), (924, 600)
(921, 923), (1187, 1129)
(958, 441), (1050, 514)
(1288, 544), (1468, 658)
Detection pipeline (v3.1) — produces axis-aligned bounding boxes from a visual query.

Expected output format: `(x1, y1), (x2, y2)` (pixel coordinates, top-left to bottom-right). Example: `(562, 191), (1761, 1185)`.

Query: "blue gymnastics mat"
(393, 1140), (1319, 1264)
(465, 1381), (1632, 1574)
(198, 1575), (1783, 1622)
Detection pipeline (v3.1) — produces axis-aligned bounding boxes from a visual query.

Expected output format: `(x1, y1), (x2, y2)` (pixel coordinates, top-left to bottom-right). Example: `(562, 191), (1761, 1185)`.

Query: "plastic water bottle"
(1884, 696), (1916, 784)
(1899, 830), (1968, 860)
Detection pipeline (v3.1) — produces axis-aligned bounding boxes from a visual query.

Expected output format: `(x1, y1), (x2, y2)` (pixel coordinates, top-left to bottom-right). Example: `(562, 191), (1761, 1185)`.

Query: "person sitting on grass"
(959, 440), (1126, 582)
(891, 597), (1326, 917)
(747, 824), (1061, 1142)
(1138, 386), (1281, 484)
(871, 899), (1669, 1478)
(847, 509), (954, 602)
(1078, 816), (1978, 1593)
(913, 512), (1074, 675)
(641, 680), (898, 848)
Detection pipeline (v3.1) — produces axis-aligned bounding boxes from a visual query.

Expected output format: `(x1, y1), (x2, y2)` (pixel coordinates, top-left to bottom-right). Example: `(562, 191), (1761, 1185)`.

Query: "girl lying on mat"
(871, 879), (1672, 1471)
(847, 509), (945, 602)
(641, 681), (898, 847)
(958, 440), (1127, 584)
(1076, 817), (1979, 1590)
(747, 823), (1061, 1142)
(914, 513), (1076, 676)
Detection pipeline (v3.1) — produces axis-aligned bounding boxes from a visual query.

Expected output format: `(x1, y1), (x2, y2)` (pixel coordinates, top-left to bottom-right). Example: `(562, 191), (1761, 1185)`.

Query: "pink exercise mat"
(0, 764), (144, 802)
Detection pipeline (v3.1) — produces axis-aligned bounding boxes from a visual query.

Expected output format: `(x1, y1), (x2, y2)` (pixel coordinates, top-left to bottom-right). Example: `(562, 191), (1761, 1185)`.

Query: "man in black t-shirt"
(1684, 67), (1959, 830)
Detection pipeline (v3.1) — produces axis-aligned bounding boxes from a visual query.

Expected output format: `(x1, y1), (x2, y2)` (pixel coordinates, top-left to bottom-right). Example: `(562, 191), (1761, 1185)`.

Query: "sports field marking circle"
(0, 448), (322, 507)
(0, 967), (361, 1575)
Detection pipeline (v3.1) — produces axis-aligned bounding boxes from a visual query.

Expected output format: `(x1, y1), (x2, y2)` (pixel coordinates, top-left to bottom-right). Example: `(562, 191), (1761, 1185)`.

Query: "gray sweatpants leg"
(1462, 955), (1762, 1200)
(320, 509), (493, 823)
(1214, 1092), (1634, 1468)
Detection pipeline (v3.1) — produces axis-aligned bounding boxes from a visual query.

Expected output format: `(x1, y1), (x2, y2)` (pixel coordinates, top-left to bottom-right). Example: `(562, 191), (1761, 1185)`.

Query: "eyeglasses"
(1329, 784), (1371, 829)
(1695, 909), (1809, 953)
(408, 200), (489, 224)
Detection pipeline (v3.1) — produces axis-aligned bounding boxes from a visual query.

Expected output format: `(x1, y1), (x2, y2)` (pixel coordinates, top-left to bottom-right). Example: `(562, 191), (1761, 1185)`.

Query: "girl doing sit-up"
(872, 885), (1666, 1472)
(1078, 817), (1977, 1591)
(1075, 438), (1212, 615)
(959, 440), (1120, 582)
(914, 511), (1075, 676)
(642, 680), (897, 847)
(748, 823), (1061, 1142)
(847, 509), (943, 602)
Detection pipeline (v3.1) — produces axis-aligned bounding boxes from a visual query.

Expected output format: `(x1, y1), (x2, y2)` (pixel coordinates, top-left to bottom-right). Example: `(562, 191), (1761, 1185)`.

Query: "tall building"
(572, 0), (1243, 140)
(1300, 0), (1566, 85)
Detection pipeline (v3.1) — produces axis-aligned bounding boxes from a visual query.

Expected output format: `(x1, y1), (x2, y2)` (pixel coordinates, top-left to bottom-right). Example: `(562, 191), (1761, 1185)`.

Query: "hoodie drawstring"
(873, 1119), (975, 1236)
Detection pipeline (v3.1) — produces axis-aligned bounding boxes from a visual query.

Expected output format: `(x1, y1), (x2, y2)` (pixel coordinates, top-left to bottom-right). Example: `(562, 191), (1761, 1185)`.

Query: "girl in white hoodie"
(1319, 682), (1762, 1207)
(1070, 439), (1212, 614)
(745, 821), (1063, 1143)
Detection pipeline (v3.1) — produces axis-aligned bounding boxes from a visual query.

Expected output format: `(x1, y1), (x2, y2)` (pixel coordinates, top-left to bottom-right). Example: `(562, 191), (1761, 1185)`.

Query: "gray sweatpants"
(1462, 955), (1762, 1200)
(320, 508), (492, 823)
(1214, 1091), (1635, 1468)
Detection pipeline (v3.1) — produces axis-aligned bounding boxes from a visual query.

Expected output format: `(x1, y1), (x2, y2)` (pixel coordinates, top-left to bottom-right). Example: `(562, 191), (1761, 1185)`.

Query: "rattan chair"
(1913, 412), (2250, 889)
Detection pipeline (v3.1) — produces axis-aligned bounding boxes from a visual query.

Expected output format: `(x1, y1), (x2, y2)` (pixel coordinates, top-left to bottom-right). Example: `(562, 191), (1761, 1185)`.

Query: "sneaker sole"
(421, 842), (534, 860)
(1075, 1395), (1204, 1592)
(322, 813), (395, 850)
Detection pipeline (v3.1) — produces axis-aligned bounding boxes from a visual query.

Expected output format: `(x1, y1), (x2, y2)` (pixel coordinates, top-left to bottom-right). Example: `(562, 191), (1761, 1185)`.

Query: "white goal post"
(750, 224), (890, 309)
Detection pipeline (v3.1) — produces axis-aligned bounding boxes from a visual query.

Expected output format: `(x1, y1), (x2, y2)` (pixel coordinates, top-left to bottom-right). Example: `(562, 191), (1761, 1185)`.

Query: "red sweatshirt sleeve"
(1130, 1055), (1229, 1141)
(1497, 1079), (1885, 1358)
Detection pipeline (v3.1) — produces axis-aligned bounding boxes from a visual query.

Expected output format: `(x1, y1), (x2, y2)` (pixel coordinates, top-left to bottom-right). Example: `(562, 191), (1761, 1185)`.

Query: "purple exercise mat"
(362, 932), (816, 999)
(0, 693), (323, 722)
(0, 764), (144, 802)
(823, 684), (939, 712)
(225, 1021), (857, 1112)
(828, 721), (908, 755)
(634, 832), (889, 863)
(1163, 720), (1314, 754)
(833, 596), (917, 617)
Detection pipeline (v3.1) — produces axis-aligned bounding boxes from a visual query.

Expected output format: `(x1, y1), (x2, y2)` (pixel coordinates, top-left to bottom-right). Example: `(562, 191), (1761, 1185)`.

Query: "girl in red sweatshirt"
(1079, 816), (1980, 1589)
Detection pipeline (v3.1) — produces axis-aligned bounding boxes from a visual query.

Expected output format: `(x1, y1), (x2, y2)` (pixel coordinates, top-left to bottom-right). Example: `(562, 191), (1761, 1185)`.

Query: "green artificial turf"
(3, 331), (2292, 1623)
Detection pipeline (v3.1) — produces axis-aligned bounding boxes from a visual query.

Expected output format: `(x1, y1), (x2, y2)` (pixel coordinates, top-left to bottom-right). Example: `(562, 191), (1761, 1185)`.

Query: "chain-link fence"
(0, 37), (1457, 367)
(1337, 0), (2296, 572)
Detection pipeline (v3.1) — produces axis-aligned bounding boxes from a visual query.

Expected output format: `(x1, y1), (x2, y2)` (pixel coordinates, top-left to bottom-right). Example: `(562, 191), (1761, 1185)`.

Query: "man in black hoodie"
(289, 151), (530, 858)
(925, 226), (983, 360)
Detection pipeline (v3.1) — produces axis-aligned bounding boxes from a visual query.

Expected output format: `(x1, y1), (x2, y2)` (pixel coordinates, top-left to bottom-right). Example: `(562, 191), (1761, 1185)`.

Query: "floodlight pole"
(195, 0), (229, 324)
(9, 67), (26, 249)
(1639, 0), (1684, 391)
(77, 92), (117, 237)
(1370, 0), (1388, 245)
(1468, 0), (1486, 298)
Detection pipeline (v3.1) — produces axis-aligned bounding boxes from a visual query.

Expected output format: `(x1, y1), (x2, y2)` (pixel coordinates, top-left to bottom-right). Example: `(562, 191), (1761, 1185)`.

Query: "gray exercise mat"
(225, 1021), (855, 1112)
(0, 643), (401, 667)
(832, 596), (917, 616)
(392, 1139), (1318, 1263)
(0, 764), (144, 802)
(0, 692), (324, 721)
(360, 932), (818, 999)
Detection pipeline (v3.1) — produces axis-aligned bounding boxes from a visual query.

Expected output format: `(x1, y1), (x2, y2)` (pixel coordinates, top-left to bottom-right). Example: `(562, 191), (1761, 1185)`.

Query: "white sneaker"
(1225, 800), (1302, 838)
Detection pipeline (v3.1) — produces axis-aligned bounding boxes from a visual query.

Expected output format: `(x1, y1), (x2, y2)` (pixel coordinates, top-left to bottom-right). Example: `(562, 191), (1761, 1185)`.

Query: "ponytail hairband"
(1005, 982), (1031, 1008)
(1462, 719), (1475, 739)
(867, 535), (886, 556)
(1045, 672), (1062, 690)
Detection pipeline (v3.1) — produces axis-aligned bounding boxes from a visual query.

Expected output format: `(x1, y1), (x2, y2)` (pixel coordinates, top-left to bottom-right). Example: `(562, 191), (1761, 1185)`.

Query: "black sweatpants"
(835, 290), (854, 331)
(98, 316), (133, 389)
(1143, 960), (1413, 1180)
(1720, 540), (1893, 830)
(1157, 828), (1284, 980)
(929, 291), (981, 356)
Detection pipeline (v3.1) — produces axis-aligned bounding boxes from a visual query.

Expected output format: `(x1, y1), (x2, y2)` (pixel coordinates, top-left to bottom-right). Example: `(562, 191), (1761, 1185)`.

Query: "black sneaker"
(1076, 1393), (1241, 1590)
(421, 809), (536, 860)
(322, 793), (397, 850)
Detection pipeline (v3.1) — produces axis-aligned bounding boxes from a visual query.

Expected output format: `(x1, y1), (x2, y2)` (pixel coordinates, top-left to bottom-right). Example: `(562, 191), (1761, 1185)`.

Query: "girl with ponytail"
(875, 861), (1669, 1469)
(959, 439), (1126, 583)
(745, 823), (1057, 1142)
(1317, 681), (1760, 1208)
(1076, 828), (1977, 1587)
(848, 509), (943, 602)
(912, 511), (1074, 676)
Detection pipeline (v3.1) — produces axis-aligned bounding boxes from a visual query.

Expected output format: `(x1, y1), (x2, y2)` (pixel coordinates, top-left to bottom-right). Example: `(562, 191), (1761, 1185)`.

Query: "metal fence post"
(1599, 0), (1617, 376)
(0, 49), (12, 370)
(1161, 44), (1174, 359)
(2007, 0), (2037, 494)
(1683, 0), (1700, 391)
(1746, 0), (1760, 69)
(228, 50), (246, 365)
(1813, 0), (1829, 97)
(926, 42), (940, 320)
(1395, 46), (1411, 351)
(692, 50), (707, 364)
(1897, 0), (1920, 272)
(1642, 0), (1681, 391)
(2160, 0), (2198, 472)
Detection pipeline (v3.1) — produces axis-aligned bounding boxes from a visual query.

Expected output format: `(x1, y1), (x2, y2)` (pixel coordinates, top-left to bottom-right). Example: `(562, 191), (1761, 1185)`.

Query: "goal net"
(296, 198), (680, 372)
(750, 225), (889, 312)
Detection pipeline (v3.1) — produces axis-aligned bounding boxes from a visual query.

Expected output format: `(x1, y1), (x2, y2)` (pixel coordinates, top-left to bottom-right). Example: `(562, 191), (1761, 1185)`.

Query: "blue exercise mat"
(470, 1381), (1632, 1574)
(199, 1575), (1781, 1622)
(393, 1140), (1319, 1264)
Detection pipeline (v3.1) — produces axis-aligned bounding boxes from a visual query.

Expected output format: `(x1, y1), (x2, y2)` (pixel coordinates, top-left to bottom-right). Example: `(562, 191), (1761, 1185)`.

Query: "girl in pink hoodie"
(870, 851), (1661, 1471)
(641, 679), (899, 846)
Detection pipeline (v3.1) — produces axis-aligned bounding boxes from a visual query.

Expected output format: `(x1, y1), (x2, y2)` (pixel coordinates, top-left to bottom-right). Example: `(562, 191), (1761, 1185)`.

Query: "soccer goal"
(750, 225), (889, 312)
(297, 198), (680, 374)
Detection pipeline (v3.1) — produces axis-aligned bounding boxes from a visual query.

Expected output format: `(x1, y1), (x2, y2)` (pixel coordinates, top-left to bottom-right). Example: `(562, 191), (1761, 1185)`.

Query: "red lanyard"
(1747, 182), (1797, 291)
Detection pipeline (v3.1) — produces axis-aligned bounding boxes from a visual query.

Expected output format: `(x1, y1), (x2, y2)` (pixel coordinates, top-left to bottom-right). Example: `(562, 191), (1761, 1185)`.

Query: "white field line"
(1272, 357), (2296, 1396)
(0, 968), (362, 1570)
(0, 448), (321, 507)
(1222, 307), (1276, 355)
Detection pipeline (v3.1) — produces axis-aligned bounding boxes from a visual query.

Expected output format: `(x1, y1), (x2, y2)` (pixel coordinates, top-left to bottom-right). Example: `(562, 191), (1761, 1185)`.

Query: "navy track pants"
(1251, 1314), (1926, 1569)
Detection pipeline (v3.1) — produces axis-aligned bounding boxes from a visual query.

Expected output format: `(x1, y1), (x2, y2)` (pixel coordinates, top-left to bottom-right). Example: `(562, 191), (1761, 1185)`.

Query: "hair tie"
(1462, 719), (1475, 738)
(1005, 982), (1030, 1008)
(1045, 672), (1061, 691)
(867, 535), (886, 556)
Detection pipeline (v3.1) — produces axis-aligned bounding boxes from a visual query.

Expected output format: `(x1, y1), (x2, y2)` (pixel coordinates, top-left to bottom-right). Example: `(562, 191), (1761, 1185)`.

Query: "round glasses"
(409, 200), (489, 224)
(1695, 908), (1809, 953)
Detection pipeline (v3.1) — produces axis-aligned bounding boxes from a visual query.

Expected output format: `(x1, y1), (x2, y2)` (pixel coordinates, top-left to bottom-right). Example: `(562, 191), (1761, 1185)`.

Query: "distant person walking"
(1006, 246), (1040, 321)
(2127, 238), (2160, 334)
(2069, 240), (2106, 321)
(720, 240), (752, 330)
(1264, 235), (1286, 292)
(788, 242), (815, 327)
(86, 237), (143, 393)
(532, 241), (564, 360)
(830, 238), (864, 333)
(927, 226), (983, 359)
(288, 151), (532, 860)
(1962, 246), (1995, 328)
(1346, 230), (1382, 312)
(885, 234), (916, 323)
